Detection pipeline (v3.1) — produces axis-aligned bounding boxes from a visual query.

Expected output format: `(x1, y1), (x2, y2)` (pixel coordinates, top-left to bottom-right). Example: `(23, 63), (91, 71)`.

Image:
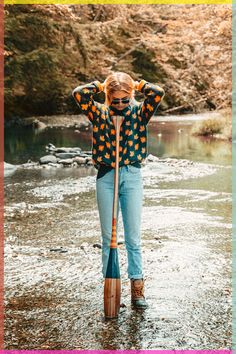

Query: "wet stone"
(54, 147), (82, 154)
(74, 157), (86, 165)
(50, 248), (68, 253)
(39, 155), (57, 164)
(55, 153), (78, 159)
(58, 159), (73, 165)
(93, 243), (102, 249)
(86, 159), (93, 166)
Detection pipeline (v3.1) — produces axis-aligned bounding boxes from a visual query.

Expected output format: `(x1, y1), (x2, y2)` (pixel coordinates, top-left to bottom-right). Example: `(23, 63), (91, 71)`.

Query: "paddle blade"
(104, 248), (121, 318)
(104, 278), (121, 318)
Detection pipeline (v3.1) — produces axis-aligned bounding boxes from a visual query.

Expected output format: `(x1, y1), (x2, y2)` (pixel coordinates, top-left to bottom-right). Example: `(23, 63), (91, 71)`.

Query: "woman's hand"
(100, 82), (105, 91)
(100, 80), (107, 92)
(133, 81), (140, 91)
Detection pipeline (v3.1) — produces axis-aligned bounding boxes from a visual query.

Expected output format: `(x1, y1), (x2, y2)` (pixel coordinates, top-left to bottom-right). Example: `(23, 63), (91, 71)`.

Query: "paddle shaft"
(104, 115), (123, 319)
(110, 115), (123, 249)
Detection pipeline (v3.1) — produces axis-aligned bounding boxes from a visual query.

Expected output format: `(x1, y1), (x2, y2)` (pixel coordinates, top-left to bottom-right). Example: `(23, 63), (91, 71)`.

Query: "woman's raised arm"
(136, 80), (165, 124)
(72, 81), (104, 123)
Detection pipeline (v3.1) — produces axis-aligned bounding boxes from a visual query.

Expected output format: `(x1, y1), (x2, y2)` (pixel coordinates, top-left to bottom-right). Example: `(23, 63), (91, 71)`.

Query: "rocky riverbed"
(4, 155), (231, 349)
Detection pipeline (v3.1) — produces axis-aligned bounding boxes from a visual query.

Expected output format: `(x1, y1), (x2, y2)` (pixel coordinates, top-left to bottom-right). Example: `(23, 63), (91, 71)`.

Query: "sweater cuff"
(136, 80), (147, 92)
(93, 80), (103, 93)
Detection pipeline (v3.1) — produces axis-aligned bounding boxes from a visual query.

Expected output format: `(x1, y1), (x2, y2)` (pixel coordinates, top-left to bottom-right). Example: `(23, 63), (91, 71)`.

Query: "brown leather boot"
(131, 279), (148, 309)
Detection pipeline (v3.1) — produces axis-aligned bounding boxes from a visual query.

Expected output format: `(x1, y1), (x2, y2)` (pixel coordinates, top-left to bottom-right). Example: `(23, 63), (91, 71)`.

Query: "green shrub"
(191, 119), (224, 136)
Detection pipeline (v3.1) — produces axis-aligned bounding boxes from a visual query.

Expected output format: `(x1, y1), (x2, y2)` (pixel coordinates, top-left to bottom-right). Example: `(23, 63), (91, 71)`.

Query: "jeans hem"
(128, 274), (143, 280)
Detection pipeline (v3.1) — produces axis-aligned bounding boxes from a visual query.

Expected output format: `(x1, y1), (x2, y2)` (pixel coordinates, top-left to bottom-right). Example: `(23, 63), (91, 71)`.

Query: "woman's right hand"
(133, 81), (139, 90)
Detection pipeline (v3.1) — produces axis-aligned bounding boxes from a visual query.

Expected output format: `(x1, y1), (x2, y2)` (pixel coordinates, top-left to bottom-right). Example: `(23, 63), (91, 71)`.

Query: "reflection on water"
(148, 120), (231, 166)
(4, 115), (231, 166)
(98, 309), (146, 350)
(4, 125), (92, 164)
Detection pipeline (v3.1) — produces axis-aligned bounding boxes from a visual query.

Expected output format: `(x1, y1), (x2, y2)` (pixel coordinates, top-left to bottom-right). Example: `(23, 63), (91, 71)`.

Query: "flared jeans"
(96, 165), (143, 279)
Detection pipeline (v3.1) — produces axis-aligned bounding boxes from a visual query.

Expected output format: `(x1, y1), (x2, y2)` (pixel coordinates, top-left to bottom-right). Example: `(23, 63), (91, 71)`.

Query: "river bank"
(6, 110), (226, 127)
(5, 109), (232, 143)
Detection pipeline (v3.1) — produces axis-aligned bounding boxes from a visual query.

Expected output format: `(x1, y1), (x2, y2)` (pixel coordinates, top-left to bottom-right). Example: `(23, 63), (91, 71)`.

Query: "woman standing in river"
(73, 72), (164, 308)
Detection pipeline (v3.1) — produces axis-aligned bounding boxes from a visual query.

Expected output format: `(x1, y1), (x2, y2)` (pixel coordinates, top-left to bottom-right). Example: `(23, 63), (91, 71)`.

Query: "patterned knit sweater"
(72, 80), (165, 168)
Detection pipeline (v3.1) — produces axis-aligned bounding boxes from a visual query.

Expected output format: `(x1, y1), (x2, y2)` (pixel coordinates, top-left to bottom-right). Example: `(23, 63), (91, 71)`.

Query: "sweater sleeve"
(137, 80), (165, 124)
(72, 81), (103, 123)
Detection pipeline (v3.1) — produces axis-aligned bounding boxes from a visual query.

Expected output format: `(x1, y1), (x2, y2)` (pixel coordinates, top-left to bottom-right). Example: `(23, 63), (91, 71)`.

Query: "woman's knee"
(125, 238), (141, 251)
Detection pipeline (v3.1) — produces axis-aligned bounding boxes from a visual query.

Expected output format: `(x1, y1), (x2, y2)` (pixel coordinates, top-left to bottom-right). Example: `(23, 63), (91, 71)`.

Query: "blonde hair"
(104, 72), (135, 106)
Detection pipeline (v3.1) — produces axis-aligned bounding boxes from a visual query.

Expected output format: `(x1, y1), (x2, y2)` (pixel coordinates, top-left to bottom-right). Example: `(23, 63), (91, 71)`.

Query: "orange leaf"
(147, 103), (154, 112)
(81, 104), (88, 111)
(140, 125), (145, 132)
(154, 95), (161, 103)
(75, 93), (81, 102)
(141, 137), (146, 143)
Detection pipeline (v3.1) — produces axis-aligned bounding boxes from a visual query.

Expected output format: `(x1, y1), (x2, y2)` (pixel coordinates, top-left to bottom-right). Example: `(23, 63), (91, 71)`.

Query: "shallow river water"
(4, 113), (232, 349)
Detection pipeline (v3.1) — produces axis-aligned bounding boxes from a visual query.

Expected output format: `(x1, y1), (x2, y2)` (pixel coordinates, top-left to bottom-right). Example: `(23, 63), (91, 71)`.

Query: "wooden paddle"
(104, 115), (124, 319)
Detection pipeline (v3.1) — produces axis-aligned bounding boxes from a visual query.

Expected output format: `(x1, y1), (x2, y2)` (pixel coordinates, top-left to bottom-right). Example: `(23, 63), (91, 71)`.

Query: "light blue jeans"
(96, 165), (143, 279)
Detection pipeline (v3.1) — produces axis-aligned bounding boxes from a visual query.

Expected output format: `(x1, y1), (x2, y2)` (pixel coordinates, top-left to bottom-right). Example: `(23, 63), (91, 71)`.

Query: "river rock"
(39, 155), (57, 164)
(147, 154), (160, 162)
(86, 159), (93, 166)
(55, 152), (78, 159)
(54, 147), (81, 154)
(20, 162), (39, 169)
(46, 143), (56, 152)
(4, 162), (18, 177)
(48, 163), (61, 168)
(74, 157), (86, 165)
(58, 158), (73, 165)
(50, 247), (68, 253)
(33, 119), (47, 130)
(68, 147), (82, 153)
(93, 243), (102, 249)
(4, 162), (18, 170)
(79, 153), (90, 158)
